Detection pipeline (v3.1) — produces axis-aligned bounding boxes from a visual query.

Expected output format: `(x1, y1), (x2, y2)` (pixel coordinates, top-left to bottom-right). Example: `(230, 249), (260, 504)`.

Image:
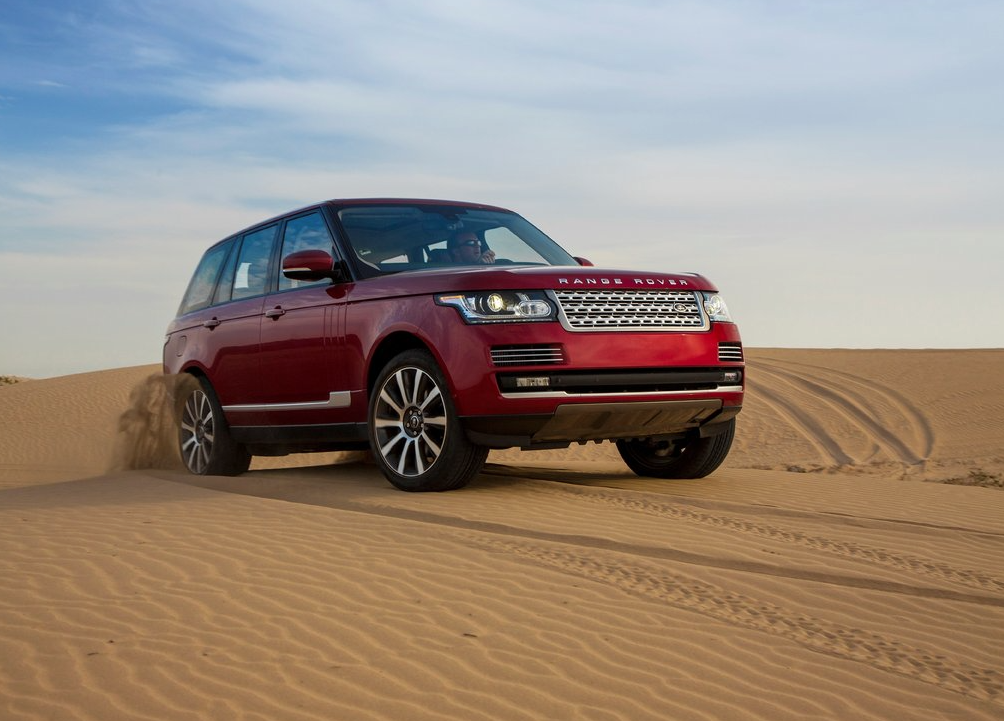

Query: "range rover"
(164, 199), (744, 491)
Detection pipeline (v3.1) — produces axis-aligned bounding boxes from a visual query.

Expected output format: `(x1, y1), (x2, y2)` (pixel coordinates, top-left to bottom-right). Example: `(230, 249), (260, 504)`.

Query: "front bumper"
(434, 318), (744, 449)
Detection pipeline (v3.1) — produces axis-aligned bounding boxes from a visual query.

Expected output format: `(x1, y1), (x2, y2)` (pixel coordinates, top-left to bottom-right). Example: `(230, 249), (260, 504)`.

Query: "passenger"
(448, 232), (496, 264)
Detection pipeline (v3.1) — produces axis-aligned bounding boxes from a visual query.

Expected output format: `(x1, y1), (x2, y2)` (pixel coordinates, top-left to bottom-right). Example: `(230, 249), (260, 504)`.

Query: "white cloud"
(2, 0), (1003, 375)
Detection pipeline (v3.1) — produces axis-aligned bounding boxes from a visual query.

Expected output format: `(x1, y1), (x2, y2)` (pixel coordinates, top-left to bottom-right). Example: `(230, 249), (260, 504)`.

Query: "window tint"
(336, 205), (576, 276)
(178, 240), (233, 315)
(231, 225), (277, 301)
(484, 227), (551, 264)
(278, 212), (335, 291)
(212, 235), (241, 305)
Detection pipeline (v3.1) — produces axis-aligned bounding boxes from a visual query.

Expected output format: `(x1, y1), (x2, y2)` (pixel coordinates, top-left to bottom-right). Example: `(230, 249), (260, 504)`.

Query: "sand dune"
(1, 349), (1003, 720)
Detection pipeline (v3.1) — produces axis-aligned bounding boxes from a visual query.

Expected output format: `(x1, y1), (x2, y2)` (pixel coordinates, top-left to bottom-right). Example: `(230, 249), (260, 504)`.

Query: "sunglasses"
(459, 239), (481, 248)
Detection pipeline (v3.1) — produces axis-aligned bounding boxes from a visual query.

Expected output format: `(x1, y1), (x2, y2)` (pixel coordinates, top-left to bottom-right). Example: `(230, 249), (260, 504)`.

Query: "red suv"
(164, 199), (744, 491)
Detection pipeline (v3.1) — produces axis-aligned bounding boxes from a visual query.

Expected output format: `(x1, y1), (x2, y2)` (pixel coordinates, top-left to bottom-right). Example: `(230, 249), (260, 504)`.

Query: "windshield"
(335, 204), (578, 277)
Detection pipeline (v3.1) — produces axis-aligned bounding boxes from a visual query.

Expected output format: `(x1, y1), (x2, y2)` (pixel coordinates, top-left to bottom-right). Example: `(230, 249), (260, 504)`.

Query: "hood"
(346, 264), (718, 302)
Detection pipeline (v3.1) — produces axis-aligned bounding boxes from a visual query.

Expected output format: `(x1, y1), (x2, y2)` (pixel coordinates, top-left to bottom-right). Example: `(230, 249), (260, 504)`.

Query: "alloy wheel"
(180, 389), (215, 474)
(372, 366), (448, 477)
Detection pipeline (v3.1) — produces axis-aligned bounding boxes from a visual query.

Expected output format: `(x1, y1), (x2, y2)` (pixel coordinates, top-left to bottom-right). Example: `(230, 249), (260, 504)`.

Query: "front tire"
(368, 349), (487, 491)
(177, 375), (252, 476)
(616, 418), (735, 479)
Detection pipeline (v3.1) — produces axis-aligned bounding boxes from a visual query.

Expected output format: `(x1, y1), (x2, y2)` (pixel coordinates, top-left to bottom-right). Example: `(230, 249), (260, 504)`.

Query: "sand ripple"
(2, 350), (1003, 719)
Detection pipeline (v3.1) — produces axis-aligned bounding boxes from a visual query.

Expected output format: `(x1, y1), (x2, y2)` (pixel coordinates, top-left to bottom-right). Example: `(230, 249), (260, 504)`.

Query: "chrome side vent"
(491, 345), (565, 367)
(718, 342), (744, 362)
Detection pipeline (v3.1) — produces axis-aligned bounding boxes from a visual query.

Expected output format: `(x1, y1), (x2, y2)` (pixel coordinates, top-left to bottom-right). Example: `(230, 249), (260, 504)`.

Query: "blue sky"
(2, 0), (1002, 377)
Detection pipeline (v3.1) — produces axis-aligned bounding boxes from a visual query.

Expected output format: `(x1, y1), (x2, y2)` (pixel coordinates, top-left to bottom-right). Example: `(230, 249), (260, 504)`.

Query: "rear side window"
(177, 240), (234, 316)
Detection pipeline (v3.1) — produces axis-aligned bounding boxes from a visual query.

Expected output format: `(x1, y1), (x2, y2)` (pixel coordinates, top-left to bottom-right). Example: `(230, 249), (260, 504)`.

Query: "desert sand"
(1, 348), (1002, 720)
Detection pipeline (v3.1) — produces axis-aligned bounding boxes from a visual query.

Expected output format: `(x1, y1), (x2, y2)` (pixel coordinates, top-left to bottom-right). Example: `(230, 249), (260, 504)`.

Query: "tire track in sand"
(746, 358), (934, 470)
(166, 471), (1004, 705)
(523, 482), (1004, 595)
(748, 377), (857, 466)
(755, 357), (936, 458)
(473, 536), (1004, 705)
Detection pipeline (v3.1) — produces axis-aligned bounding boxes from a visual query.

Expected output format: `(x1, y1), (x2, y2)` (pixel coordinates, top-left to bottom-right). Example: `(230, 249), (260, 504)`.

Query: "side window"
(278, 212), (336, 291)
(178, 239), (234, 315)
(231, 225), (278, 301)
(212, 236), (241, 305)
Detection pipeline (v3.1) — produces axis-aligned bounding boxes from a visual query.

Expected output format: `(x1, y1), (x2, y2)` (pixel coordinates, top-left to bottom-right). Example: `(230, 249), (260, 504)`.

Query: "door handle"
(202, 318), (221, 329)
(264, 306), (286, 319)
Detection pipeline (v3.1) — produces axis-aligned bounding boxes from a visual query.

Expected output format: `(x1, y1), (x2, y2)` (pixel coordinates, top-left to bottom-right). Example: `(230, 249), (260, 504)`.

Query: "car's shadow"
(162, 457), (638, 512)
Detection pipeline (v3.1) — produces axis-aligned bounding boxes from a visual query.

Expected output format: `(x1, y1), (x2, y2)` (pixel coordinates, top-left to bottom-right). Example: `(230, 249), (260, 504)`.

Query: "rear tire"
(616, 418), (735, 479)
(368, 349), (487, 491)
(177, 375), (252, 476)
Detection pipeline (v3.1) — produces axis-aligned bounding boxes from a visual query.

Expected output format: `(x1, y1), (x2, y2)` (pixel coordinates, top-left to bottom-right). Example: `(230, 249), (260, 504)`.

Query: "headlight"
(436, 291), (557, 323)
(702, 293), (733, 322)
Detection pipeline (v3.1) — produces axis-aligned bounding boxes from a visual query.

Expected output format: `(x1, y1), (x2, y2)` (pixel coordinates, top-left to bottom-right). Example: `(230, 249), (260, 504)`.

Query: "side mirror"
(574, 256), (594, 267)
(282, 250), (344, 282)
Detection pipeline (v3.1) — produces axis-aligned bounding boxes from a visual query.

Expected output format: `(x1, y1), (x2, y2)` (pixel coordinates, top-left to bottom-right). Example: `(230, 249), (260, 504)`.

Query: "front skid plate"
(531, 399), (722, 443)
(463, 399), (730, 448)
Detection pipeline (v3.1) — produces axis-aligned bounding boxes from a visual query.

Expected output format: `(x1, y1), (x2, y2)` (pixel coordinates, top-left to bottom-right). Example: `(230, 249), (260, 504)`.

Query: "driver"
(448, 232), (496, 264)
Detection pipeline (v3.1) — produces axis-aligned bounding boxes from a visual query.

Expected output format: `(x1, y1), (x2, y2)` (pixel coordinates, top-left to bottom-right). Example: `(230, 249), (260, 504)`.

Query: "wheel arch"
(169, 364), (209, 413)
(179, 364), (208, 380)
(366, 331), (441, 394)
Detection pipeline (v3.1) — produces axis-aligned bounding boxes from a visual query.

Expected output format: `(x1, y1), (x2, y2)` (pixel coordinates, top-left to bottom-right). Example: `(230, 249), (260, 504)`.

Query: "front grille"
(491, 345), (565, 366)
(552, 289), (707, 331)
(718, 342), (744, 362)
